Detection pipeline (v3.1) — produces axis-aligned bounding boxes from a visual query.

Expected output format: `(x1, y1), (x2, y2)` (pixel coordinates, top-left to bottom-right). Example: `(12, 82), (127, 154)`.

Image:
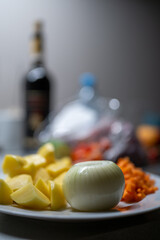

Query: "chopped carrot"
(117, 157), (158, 203)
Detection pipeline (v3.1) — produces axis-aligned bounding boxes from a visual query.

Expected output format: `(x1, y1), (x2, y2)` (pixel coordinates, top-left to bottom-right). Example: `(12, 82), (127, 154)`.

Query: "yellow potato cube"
(7, 174), (33, 191)
(57, 157), (72, 167)
(22, 163), (36, 177)
(2, 155), (36, 177)
(11, 183), (50, 210)
(5, 176), (11, 182)
(0, 179), (13, 204)
(35, 178), (50, 198)
(34, 168), (51, 184)
(54, 171), (67, 187)
(46, 157), (72, 178)
(48, 181), (66, 210)
(24, 154), (46, 169)
(2, 155), (26, 177)
(38, 143), (55, 164)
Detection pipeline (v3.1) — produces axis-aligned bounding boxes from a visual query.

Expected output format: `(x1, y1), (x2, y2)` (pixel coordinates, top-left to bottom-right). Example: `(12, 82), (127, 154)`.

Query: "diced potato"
(2, 155), (26, 177)
(34, 168), (51, 184)
(5, 176), (11, 182)
(11, 183), (50, 209)
(7, 174), (33, 191)
(38, 143), (55, 164)
(35, 178), (50, 198)
(46, 157), (72, 178)
(48, 181), (66, 210)
(54, 171), (67, 187)
(22, 163), (36, 177)
(2, 155), (36, 177)
(57, 157), (72, 167)
(0, 179), (13, 204)
(1, 154), (71, 210)
(24, 154), (46, 169)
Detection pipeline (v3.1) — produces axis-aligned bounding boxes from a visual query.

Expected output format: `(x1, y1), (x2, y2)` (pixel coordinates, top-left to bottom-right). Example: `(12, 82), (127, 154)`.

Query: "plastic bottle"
(38, 73), (120, 144)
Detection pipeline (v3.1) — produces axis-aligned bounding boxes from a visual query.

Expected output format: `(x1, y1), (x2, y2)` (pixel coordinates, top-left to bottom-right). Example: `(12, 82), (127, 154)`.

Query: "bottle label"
(26, 90), (49, 134)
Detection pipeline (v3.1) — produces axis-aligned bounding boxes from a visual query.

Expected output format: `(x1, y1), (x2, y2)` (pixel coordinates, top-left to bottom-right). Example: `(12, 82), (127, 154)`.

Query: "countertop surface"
(0, 150), (160, 240)
(0, 209), (160, 240)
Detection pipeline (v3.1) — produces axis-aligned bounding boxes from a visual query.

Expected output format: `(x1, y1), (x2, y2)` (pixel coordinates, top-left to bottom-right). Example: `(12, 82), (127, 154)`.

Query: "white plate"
(0, 173), (160, 222)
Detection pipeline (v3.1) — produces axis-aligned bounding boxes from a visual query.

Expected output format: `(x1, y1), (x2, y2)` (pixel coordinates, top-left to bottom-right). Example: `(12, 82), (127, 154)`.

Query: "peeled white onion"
(63, 161), (125, 211)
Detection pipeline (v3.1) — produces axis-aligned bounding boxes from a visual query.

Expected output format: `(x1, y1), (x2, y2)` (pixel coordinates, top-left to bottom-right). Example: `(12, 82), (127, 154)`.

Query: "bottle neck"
(30, 22), (44, 67)
(79, 85), (96, 102)
(31, 52), (44, 67)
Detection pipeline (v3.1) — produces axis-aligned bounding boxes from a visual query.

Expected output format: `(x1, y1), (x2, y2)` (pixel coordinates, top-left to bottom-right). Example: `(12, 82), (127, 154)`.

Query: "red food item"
(71, 138), (111, 164)
(71, 142), (103, 163)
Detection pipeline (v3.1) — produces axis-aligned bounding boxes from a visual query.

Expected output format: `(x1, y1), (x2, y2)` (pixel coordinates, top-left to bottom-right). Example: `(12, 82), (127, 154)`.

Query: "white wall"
(0, 0), (159, 124)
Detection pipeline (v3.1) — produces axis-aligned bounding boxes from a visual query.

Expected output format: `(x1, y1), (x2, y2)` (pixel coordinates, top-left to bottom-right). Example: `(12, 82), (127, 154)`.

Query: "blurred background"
(0, 0), (160, 165)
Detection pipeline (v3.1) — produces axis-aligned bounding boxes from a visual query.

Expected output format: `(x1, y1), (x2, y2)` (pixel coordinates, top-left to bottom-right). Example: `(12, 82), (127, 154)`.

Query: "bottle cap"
(79, 73), (96, 87)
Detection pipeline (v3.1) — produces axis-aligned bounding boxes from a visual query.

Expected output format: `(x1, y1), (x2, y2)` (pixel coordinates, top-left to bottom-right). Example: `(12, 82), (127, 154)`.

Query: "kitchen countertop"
(0, 150), (160, 240)
(0, 208), (159, 240)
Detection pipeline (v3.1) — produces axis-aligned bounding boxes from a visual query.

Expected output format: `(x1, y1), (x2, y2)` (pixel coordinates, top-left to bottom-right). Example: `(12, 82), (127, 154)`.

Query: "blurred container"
(0, 108), (23, 151)
(23, 21), (52, 150)
(37, 73), (120, 144)
(36, 73), (148, 166)
(136, 112), (160, 163)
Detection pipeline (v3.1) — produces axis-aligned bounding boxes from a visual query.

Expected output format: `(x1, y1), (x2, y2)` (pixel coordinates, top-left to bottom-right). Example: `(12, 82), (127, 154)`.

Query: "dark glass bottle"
(24, 22), (51, 149)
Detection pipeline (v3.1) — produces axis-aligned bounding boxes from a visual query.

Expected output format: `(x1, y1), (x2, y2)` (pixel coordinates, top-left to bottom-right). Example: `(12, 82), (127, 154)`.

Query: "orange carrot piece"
(117, 157), (158, 203)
